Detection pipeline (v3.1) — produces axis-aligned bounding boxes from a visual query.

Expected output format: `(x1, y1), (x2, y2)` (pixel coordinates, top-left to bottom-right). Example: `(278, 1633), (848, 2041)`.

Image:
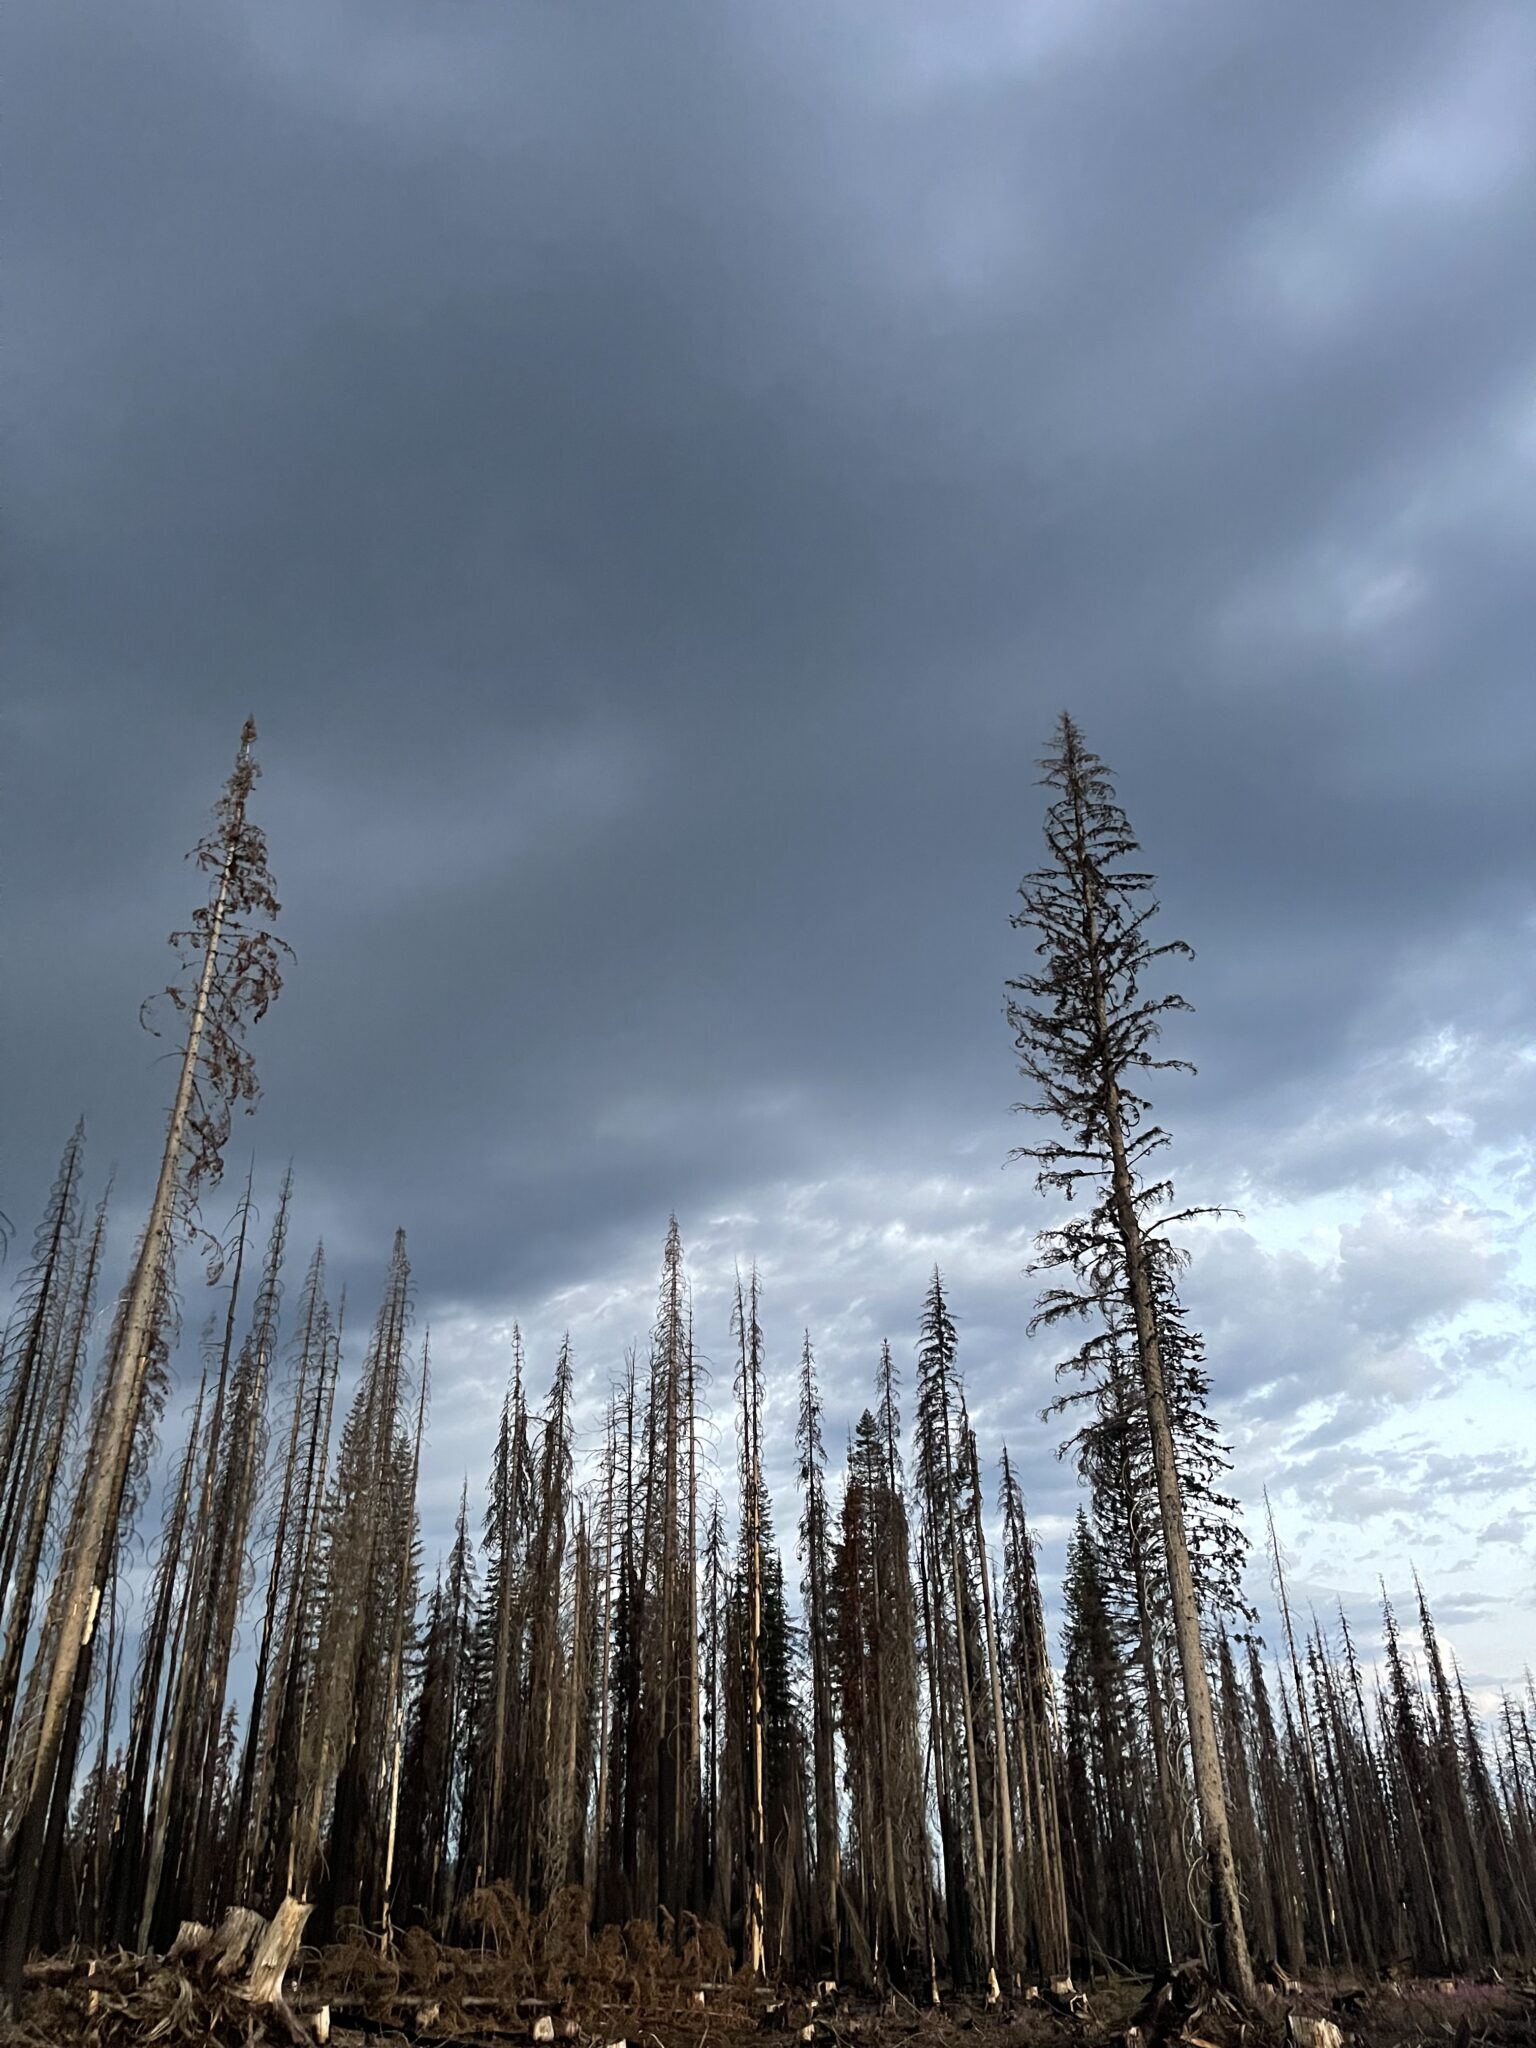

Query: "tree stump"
(236, 1894), (313, 2044)
(166, 1918), (213, 1963)
(207, 1904), (269, 1977)
(1286, 2020), (1344, 2048)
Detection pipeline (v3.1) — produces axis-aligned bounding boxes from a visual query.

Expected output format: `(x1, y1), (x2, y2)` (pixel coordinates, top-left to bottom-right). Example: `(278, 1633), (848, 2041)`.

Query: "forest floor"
(3, 1931), (1533, 2048)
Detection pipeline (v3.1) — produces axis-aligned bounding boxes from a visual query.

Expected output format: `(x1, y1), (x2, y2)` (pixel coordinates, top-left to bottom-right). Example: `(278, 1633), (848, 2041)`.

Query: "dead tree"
(733, 1269), (767, 1977)
(135, 1189), (256, 1945)
(230, 1241), (339, 1904)
(914, 1268), (990, 1989)
(0, 1153), (102, 1789)
(304, 1231), (416, 1928)
(0, 1125), (86, 1625)
(0, 720), (285, 2011)
(1007, 712), (1256, 2000)
(998, 1451), (1070, 1981)
(795, 1331), (840, 1974)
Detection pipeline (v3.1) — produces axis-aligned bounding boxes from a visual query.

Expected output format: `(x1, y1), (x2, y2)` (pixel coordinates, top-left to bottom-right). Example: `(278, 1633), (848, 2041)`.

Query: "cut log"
(311, 2007), (331, 2045)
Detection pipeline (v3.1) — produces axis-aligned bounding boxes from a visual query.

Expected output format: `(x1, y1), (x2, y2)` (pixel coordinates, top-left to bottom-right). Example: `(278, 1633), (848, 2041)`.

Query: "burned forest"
(0, 718), (1531, 2048)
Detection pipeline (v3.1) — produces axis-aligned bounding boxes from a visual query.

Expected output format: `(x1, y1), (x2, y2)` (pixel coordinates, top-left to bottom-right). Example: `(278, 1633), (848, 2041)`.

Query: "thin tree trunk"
(0, 1191), (103, 1787)
(969, 1457), (1015, 1982)
(0, 818), (239, 2004)
(1265, 1491), (1336, 1968)
(1069, 769), (1255, 2002)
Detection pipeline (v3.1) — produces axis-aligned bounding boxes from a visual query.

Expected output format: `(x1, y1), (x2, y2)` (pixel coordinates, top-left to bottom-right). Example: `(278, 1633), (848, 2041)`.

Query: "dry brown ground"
(2, 1905), (1530, 2048)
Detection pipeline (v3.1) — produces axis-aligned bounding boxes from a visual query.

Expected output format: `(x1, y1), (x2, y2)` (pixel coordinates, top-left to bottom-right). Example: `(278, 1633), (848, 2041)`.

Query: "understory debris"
(8, 1940), (1536, 2048)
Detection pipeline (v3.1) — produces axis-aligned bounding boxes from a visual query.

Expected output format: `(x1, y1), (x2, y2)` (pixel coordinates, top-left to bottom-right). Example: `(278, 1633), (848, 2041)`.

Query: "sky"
(6, 0), (1536, 1700)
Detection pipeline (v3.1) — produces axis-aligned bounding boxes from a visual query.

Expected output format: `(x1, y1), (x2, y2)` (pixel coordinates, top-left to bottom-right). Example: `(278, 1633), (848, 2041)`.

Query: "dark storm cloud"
(7, 0), (1536, 1663)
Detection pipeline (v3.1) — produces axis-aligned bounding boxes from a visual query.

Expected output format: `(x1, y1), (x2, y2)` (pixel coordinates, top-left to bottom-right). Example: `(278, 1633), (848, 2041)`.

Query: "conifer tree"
(1060, 1509), (1141, 1965)
(134, 1187), (256, 1941)
(0, 1145), (100, 1789)
(231, 1241), (339, 1904)
(1007, 713), (1256, 1999)
(469, 1328), (532, 1892)
(914, 1268), (990, 1989)
(997, 1451), (1069, 1980)
(394, 1483), (474, 1932)
(0, 1126), (85, 1617)
(831, 1393), (928, 1983)
(103, 1360), (209, 1946)
(732, 1268), (768, 1977)
(644, 1221), (694, 1932)
(181, 1172), (292, 1915)
(0, 721), (285, 2007)
(590, 1390), (620, 1909)
(304, 1231), (417, 1929)
(700, 1490), (729, 1924)
(795, 1331), (839, 1972)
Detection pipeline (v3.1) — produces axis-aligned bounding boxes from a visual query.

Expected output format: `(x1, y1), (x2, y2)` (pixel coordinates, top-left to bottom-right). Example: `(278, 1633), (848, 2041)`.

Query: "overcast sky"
(7, 0), (1536, 1697)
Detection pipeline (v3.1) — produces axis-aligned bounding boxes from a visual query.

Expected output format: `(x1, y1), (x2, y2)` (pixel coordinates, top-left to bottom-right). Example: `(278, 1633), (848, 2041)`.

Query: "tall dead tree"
(181, 1173), (292, 1915)
(733, 1269), (767, 1978)
(700, 1489), (729, 1923)
(231, 1240), (339, 1905)
(304, 1231), (417, 1928)
(379, 1335), (430, 1944)
(0, 1138), (99, 1789)
(103, 1357), (209, 1946)
(914, 1268), (990, 1989)
(470, 1329), (532, 1892)
(962, 1419), (1014, 1982)
(0, 1126), (85, 1624)
(0, 721), (285, 2011)
(832, 1347), (945, 1987)
(590, 1390), (620, 1906)
(1007, 712), (1256, 2000)
(519, 1334), (573, 1907)
(134, 1187), (256, 1944)
(263, 1273), (342, 1903)
(795, 1331), (839, 1973)
(396, 1482), (477, 1933)
(998, 1450), (1070, 1980)
(1265, 1490), (1336, 1965)
(647, 1221), (692, 1932)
